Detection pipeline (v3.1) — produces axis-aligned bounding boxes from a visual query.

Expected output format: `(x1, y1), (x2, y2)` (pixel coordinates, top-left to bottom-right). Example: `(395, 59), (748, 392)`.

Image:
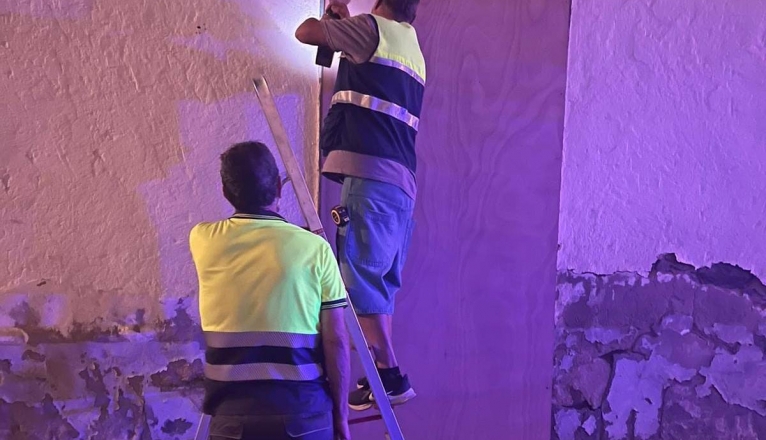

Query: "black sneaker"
(348, 374), (416, 411)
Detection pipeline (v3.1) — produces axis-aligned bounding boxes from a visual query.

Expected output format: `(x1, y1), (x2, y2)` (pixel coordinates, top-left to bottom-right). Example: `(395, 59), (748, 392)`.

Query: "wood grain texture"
(321, 0), (569, 438)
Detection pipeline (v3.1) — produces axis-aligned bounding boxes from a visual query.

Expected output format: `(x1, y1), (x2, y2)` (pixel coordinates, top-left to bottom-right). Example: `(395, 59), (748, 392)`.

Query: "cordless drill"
(315, 10), (341, 67)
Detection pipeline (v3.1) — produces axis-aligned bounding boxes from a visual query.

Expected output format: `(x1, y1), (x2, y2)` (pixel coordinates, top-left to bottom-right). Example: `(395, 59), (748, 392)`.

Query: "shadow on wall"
(0, 0), (320, 438)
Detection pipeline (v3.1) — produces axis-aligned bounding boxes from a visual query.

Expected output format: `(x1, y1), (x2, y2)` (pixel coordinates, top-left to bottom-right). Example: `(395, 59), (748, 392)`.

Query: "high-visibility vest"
(320, 14), (426, 175)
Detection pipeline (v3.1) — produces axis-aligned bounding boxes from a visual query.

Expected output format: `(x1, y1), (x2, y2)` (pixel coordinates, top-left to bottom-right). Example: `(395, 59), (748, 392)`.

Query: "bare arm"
(295, 17), (329, 47)
(321, 307), (350, 438)
(296, 4), (378, 64)
(295, 3), (350, 46)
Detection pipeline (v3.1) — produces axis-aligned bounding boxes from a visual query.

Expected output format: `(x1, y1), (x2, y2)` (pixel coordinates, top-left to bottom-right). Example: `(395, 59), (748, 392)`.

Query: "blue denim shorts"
(336, 177), (415, 315)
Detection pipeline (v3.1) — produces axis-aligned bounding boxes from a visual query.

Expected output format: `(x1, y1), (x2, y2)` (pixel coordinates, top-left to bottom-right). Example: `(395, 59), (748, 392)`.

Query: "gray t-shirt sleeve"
(320, 14), (379, 64)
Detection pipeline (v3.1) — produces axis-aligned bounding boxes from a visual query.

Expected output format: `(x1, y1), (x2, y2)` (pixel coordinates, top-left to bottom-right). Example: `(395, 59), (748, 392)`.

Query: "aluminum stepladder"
(192, 76), (404, 440)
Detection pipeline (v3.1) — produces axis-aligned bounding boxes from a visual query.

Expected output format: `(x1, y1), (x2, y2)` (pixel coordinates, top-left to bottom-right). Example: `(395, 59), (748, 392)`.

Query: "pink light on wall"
(0, 0), (93, 19)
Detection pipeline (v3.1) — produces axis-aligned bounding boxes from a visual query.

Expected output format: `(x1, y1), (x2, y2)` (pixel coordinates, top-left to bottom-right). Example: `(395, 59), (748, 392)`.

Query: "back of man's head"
(379, 0), (420, 23)
(219, 141), (279, 213)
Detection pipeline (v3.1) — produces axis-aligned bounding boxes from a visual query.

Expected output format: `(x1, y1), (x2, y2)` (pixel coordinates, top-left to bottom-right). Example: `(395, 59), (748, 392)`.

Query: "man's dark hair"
(219, 141), (279, 212)
(380, 0), (419, 23)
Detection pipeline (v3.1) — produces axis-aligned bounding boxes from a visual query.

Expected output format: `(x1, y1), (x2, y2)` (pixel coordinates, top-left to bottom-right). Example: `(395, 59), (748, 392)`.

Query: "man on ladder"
(295, 0), (426, 411)
(189, 141), (352, 440)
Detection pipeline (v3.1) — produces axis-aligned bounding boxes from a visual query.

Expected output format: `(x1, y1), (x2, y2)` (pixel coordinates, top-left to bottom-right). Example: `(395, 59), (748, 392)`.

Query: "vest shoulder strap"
(370, 14), (426, 84)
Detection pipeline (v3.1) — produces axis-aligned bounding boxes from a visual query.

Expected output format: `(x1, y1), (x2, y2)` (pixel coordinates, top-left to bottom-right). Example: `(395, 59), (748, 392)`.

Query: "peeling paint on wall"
(553, 254), (766, 440)
(0, 339), (205, 439)
(556, 1), (766, 437)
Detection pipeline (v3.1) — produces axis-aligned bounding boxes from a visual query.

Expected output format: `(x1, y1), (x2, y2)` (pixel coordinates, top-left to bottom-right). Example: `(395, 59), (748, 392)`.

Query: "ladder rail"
(252, 77), (404, 440)
(252, 78), (325, 236)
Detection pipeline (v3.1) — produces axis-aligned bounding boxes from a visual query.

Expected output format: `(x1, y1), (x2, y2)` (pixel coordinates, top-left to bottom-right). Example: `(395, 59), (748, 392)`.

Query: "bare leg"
(358, 314), (397, 368)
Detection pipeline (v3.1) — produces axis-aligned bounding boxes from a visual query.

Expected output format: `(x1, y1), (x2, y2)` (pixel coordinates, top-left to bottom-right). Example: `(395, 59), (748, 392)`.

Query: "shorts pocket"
(284, 412), (333, 438)
(346, 207), (399, 269)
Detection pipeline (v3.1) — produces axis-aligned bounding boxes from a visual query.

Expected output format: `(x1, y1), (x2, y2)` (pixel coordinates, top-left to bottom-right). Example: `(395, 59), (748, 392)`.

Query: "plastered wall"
(0, 1), (321, 437)
(554, 1), (766, 439)
(558, 0), (766, 280)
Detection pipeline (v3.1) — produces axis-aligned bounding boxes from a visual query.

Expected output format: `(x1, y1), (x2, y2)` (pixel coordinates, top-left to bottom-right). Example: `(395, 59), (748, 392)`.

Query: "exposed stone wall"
(553, 254), (766, 440)
(557, 1), (765, 438)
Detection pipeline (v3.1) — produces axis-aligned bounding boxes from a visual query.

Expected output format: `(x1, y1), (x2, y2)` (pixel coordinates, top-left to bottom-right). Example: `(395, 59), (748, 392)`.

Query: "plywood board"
(321, 0), (570, 438)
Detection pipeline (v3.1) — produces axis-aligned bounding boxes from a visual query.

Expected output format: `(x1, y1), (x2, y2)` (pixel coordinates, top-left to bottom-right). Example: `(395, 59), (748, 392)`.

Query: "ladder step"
(350, 414), (383, 425)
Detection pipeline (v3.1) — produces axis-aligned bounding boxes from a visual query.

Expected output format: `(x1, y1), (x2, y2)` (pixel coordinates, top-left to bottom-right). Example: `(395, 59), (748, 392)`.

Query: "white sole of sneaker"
(389, 388), (417, 406)
(349, 388), (417, 412)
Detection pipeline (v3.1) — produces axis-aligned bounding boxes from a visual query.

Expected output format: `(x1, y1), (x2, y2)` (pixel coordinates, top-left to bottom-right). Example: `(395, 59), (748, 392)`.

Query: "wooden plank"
(331, 0), (570, 438)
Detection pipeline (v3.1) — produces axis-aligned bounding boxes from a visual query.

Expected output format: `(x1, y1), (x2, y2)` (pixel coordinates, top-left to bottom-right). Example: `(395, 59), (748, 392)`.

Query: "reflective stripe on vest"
(203, 330), (323, 382)
(204, 331), (320, 348)
(328, 15), (425, 131)
(205, 362), (324, 382)
(368, 56), (425, 86)
(331, 90), (420, 131)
